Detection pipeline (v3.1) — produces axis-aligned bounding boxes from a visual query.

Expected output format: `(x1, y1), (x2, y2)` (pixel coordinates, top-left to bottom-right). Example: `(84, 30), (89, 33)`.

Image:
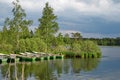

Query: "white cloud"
(20, 0), (44, 12)
(57, 30), (80, 37)
(19, 0), (120, 22)
(0, 0), (120, 38)
(59, 30), (80, 34)
(0, 0), (13, 4)
(1, 0), (120, 16)
(55, 0), (120, 22)
(1, 0), (120, 11)
(1, 0), (120, 23)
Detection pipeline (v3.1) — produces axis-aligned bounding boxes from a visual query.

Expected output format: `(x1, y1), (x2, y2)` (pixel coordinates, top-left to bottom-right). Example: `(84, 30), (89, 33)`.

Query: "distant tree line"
(83, 37), (120, 46)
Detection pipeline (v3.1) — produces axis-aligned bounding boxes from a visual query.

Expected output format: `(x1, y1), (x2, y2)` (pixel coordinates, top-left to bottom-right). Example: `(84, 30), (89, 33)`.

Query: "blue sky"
(0, 0), (120, 38)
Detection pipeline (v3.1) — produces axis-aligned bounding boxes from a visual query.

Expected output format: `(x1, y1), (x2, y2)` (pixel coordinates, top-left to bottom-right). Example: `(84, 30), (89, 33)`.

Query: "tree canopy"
(0, 0), (101, 58)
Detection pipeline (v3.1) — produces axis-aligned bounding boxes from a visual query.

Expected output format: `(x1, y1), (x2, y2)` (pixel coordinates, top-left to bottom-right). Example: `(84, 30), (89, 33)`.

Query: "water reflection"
(0, 58), (100, 80)
(72, 59), (100, 73)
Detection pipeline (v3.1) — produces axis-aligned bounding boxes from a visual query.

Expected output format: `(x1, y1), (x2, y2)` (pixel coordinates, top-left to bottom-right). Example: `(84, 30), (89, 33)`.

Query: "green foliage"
(71, 32), (82, 42)
(70, 42), (82, 54)
(53, 45), (67, 53)
(64, 33), (71, 44)
(0, 0), (32, 54)
(0, 0), (101, 58)
(19, 38), (47, 52)
(36, 2), (59, 41)
(0, 43), (13, 54)
(35, 2), (59, 52)
(56, 33), (64, 45)
(82, 40), (101, 54)
(60, 40), (101, 58)
(62, 52), (75, 58)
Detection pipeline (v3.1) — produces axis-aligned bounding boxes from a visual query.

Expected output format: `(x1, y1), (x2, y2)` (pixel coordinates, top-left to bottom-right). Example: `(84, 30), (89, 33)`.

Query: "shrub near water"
(19, 38), (47, 53)
(62, 40), (101, 58)
(83, 40), (101, 58)
(0, 43), (13, 54)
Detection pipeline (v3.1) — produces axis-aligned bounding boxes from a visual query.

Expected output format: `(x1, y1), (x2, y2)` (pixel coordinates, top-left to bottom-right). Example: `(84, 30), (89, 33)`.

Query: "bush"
(0, 43), (13, 54)
(63, 40), (102, 58)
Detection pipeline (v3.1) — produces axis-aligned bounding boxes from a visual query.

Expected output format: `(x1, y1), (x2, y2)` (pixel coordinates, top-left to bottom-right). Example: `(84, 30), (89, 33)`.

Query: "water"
(0, 46), (120, 80)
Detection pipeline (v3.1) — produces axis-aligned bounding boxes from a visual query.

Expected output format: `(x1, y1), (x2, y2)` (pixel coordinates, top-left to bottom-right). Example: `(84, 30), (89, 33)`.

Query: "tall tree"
(3, 0), (32, 53)
(37, 2), (59, 37)
(36, 2), (59, 52)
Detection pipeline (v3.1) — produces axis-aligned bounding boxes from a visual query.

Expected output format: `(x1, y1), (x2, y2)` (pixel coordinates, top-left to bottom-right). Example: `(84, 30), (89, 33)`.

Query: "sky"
(0, 0), (120, 38)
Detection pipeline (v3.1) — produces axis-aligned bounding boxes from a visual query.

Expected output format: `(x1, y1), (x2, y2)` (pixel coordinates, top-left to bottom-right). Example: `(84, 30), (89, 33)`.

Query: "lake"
(0, 46), (120, 80)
